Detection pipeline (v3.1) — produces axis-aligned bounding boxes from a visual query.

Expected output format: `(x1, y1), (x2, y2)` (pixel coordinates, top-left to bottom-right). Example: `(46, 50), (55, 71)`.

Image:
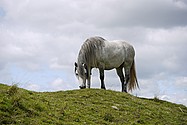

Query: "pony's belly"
(102, 59), (124, 70)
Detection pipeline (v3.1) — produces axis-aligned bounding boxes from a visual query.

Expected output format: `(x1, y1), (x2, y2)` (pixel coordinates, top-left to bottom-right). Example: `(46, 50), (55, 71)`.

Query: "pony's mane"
(78, 36), (105, 66)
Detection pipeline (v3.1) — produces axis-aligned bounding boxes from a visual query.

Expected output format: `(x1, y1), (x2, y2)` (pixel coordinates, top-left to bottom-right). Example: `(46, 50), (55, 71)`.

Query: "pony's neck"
(78, 50), (87, 65)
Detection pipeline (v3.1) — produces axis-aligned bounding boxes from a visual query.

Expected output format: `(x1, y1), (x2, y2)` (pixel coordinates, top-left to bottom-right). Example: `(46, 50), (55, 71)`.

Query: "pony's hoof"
(122, 90), (127, 93)
(79, 86), (86, 89)
(101, 87), (106, 90)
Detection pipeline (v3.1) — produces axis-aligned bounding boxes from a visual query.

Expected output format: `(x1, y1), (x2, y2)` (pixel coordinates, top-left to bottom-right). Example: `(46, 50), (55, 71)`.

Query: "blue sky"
(0, 0), (187, 106)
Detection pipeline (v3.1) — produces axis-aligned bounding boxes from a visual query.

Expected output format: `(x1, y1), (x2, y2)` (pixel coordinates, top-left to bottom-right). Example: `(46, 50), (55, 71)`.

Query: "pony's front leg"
(99, 69), (106, 89)
(86, 68), (92, 88)
(87, 76), (91, 88)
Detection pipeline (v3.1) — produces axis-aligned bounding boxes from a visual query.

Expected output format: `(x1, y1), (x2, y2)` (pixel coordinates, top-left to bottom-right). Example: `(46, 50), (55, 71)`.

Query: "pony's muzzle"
(79, 86), (86, 89)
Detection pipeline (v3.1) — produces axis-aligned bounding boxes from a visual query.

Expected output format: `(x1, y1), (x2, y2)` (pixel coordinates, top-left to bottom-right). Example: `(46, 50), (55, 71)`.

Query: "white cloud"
(174, 0), (187, 9)
(131, 74), (187, 106)
(136, 26), (187, 78)
(174, 77), (187, 89)
(25, 83), (40, 91)
(160, 92), (187, 106)
(51, 78), (63, 88)
(50, 78), (77, 91)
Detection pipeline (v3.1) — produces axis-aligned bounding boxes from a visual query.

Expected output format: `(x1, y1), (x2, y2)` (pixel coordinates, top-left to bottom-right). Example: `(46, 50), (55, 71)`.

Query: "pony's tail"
(128, 60), (139, 91)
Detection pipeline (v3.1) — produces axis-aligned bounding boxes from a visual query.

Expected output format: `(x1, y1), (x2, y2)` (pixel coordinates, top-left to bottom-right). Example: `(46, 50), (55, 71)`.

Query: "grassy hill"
(0, 83), (187, 125)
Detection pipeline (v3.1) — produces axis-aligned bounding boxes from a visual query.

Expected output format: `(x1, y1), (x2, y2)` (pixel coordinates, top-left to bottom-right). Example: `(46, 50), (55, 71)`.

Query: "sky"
(0, 0), (187, 106)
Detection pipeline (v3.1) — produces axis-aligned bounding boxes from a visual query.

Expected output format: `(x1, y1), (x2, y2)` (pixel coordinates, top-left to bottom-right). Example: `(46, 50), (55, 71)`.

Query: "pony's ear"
(75, 62), (78, 67)
(74, 63), (78, 75)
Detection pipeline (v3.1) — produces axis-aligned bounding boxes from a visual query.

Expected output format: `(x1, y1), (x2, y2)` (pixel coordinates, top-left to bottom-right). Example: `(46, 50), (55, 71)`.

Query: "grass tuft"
(104, 113), (114, 122)
(153, 96), (160, 102)
(7, 84), (19, 96)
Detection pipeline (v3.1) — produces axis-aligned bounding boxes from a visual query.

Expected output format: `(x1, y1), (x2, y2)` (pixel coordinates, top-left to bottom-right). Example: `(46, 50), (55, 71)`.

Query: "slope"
(0, 83), (187, 125)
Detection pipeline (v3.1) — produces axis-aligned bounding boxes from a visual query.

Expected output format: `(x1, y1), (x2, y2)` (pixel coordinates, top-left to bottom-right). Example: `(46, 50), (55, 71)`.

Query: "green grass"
(0, 83), (187, 125)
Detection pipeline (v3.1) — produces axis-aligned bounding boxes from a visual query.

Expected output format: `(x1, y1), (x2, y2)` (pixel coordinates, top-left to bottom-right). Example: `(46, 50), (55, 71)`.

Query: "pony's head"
(74, 62), (88, 89)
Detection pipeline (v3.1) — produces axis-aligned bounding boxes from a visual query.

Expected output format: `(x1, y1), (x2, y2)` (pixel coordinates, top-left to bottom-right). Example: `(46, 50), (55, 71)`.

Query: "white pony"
(75, 36), (139, 92)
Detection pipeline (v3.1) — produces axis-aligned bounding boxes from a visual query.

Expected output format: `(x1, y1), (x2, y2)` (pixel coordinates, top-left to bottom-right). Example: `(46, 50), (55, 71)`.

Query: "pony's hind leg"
(124, 67), (130, 92)
(116, 66), (126, 92)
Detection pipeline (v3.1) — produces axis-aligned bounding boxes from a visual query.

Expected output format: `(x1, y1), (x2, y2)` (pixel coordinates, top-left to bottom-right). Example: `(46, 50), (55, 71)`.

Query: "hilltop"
(0, 83), (187, 125)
